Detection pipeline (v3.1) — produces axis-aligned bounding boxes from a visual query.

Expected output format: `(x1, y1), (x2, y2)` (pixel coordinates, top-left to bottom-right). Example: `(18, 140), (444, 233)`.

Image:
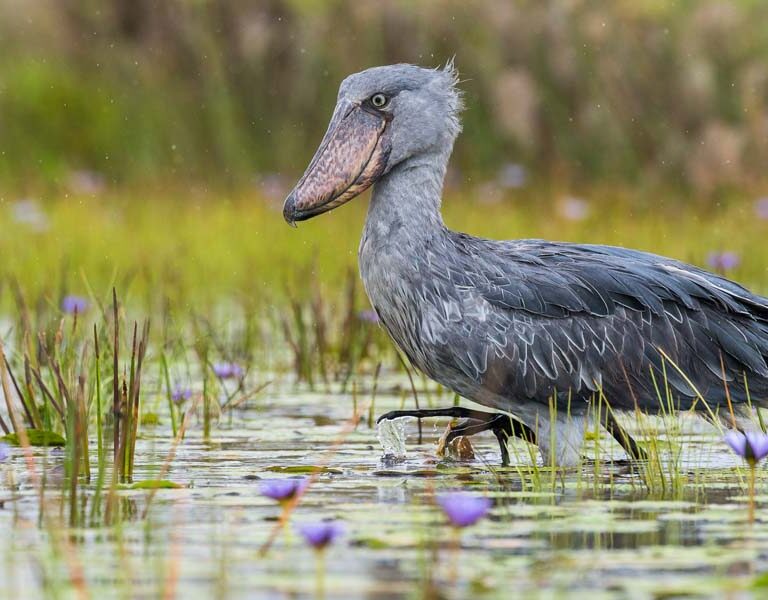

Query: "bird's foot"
(441, 414), (513, 466)
(436, 422), (476, 460)
(377, 407), (537, 467)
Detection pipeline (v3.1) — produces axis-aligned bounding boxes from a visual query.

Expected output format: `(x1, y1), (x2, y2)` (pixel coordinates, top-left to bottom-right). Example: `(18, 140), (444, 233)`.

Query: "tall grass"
(0, 185), (763, 528)
(0, 187), (766, 313)
(2, 1), (768, 191)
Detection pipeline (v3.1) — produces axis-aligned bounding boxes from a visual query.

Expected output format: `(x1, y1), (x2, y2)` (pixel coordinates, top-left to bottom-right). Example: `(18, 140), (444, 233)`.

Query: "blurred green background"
(2, 0), (768, 192)
(0, 0), (767, 306)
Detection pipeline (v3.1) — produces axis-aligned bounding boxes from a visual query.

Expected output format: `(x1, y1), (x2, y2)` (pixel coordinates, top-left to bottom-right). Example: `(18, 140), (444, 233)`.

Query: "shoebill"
(282, 63), (768, 467)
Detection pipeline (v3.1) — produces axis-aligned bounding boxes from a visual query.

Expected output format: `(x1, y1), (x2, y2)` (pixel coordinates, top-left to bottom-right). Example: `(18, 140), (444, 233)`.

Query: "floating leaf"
(141, 413), (161, 426)
(129, 480), (184, 490)
(351, 537), (390, 549)
(0, 430), (65, 447)
(752, 572), (768, 589)
(373, 469), (441, 477)
(265, 465), (342, 474)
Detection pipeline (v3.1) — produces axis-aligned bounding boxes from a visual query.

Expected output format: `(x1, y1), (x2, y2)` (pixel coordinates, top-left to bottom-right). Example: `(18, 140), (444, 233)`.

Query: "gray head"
(283, 63), (462, 224)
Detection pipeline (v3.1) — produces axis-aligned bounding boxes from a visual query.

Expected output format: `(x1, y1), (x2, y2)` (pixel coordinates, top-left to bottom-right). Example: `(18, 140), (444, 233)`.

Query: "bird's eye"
(370, 93), (388, 108)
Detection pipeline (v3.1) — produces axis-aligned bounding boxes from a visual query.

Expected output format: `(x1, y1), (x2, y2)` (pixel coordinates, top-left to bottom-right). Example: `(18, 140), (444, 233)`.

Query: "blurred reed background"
(1, 0), (767, 194)
(0, 0), (767, 308)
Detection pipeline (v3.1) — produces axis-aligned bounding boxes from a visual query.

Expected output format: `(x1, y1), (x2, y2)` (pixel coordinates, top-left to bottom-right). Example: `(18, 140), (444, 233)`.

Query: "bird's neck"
(364, 148), (450, 245)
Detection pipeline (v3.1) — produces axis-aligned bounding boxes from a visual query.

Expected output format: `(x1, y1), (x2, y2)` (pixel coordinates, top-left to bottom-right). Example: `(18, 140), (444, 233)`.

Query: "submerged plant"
(436, 492), (492, 528)
(724, 431), (768, 523)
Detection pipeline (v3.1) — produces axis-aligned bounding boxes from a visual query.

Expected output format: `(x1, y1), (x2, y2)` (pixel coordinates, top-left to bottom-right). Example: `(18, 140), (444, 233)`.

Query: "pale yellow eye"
(371, 93), (388, 108)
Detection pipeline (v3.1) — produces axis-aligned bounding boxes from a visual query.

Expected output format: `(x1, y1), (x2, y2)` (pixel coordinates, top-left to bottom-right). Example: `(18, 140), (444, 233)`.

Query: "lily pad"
(140, 412), (161, 426)
(0, 430), (65, 447)
(351, 536), (391, 549)
(129, 480), (184, 489)
(265, 465), (343, 474)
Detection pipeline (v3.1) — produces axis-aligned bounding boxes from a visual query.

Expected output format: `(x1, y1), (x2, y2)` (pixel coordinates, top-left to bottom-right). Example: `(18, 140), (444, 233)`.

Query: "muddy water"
(0, 381), (766, 599)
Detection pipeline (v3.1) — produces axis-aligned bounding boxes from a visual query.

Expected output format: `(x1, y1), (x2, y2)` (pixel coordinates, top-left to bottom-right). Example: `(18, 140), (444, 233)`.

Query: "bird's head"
(283, 62), (462, 225)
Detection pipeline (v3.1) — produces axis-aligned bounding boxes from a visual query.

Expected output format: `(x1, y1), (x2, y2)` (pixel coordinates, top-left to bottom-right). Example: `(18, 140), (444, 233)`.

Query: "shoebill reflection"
(282, 63), (768, 467)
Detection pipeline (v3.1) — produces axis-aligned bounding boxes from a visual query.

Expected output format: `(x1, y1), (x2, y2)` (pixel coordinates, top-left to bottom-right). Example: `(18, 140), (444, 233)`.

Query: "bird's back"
(364, 230), (768, 417)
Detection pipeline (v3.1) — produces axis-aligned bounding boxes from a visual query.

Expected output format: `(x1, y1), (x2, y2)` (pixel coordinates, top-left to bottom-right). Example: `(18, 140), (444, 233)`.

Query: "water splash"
(376, 418), (407, 460)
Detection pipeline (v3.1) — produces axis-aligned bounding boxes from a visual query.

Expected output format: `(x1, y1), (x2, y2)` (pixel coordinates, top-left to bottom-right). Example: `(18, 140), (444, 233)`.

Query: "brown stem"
(749, 464), (756, 525)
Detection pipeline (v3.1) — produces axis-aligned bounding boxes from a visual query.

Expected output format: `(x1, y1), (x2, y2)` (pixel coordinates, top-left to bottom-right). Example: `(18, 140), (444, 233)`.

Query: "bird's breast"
(359, 234), (433, 372)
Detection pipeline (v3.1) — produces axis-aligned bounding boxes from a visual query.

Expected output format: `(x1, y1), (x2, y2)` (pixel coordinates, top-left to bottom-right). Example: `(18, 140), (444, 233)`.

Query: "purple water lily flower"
(755, 197), (768, 220)
(213, 362), (244, 380)
(725, 431), (768, 466)
(259, 478), (307, 502)
(358, 309), (380, 324)
(706, 251), (740, 272)
(497, 162), (527, 189)
(0, 443), (10, 463)
(171, 386), (192, 405)
(436, 492), (492, 528)
(558, 196), (590, 221)
(297, 521), (345, 550)
(61, 295), (89, 315)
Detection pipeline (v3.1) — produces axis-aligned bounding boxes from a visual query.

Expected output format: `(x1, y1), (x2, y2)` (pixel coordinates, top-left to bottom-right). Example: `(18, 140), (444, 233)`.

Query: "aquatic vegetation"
(706, 251), (740, 272)
(259, 478), (307, 504)
(755, 197), (768, 220)
(436, 492), (492, 528)
(2, 3), (768, 595)
(0, 186), (763, 596)
(496, 162), (527, 189)
(357, 309), (380, 324)
(60, 294), (89, 314)
(724, 431), (768, 466)
(212, 362), (244, 380)
(297, 521), (345, 550)
(557, 196), (590, 221)
(724, 430), (768, 523)
(297, 521), (345, 598)
(170, 386), (192, 405)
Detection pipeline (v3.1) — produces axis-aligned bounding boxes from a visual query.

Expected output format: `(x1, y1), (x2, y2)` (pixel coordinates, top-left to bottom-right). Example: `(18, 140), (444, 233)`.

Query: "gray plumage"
(285, 64), (768, 465)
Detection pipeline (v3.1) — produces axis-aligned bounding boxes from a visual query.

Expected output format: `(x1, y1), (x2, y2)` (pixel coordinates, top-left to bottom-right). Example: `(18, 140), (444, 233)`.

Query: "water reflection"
(0, 387), (764, 598)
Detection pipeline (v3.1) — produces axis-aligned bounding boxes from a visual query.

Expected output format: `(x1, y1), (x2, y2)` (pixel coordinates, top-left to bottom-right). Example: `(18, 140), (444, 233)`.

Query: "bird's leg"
(378, 407), (499, 423)
(603, 411), (647, 461)
(378, 408), (536, 466)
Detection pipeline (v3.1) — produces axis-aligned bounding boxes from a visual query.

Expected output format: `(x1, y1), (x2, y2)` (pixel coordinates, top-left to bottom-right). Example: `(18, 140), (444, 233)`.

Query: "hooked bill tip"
(282, 192), (298, 227)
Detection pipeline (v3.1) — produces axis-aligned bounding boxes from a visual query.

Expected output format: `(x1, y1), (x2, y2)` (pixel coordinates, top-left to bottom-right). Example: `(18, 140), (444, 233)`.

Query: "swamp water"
(0, 375), (766, 599)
